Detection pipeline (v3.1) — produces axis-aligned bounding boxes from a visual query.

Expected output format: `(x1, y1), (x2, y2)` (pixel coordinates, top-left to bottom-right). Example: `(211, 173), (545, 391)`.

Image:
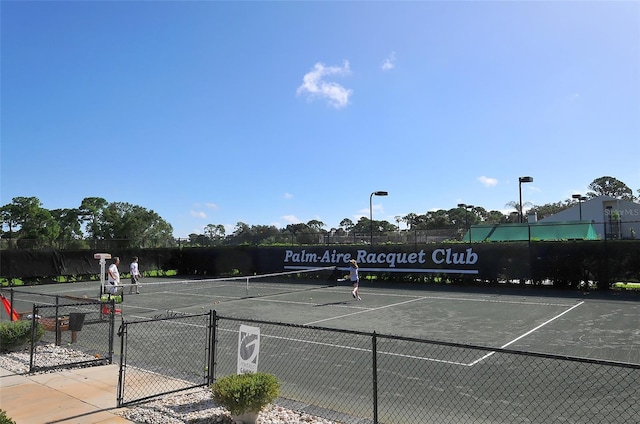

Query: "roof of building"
(538, 195), (640, 224)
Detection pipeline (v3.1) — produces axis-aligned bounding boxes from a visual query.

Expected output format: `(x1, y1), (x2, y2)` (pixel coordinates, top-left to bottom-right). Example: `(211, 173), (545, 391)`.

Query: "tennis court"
(6, 270), (640, 364)
(5, 271), (640, 422)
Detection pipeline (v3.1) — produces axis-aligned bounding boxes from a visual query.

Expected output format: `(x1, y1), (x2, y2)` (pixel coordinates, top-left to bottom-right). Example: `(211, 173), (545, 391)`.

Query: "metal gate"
(117, 311), (215, 406)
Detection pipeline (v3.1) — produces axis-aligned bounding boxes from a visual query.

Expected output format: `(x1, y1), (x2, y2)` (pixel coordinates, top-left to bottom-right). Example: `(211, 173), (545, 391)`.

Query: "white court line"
(125, 300), (586, 368)
(254, 298), (369, 309)
(217, 327), (470, 366)
(326, 290), (576, 307)
(121, 290), (586, 367)
(468, 300), (585, 366)
(260, 286), (577, 308)
(154, 291), (239, 299)
(304, 297), (586, 367)
(205, 289), (575, 310)
(304, 297), (427, 326)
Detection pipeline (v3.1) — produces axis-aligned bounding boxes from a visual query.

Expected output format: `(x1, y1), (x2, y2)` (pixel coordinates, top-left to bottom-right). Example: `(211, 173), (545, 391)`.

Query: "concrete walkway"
(0, 364), (133, 424)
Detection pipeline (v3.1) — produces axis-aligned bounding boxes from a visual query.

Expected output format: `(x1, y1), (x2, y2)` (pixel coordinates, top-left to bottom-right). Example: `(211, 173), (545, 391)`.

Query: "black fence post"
(208, 309), (217, 385)
(108, 299), (115, 364)
(54, 296), (60, 346)
(372, 331), (378, 424)
(29, 304), (37, 373)
(117, 319), (127, 407)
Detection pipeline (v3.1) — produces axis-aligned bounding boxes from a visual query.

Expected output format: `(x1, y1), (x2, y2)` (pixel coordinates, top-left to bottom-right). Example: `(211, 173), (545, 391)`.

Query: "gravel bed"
(0, 343), (99, 374)
(1, 345), (341, 424)
(118, 390), (340, 424)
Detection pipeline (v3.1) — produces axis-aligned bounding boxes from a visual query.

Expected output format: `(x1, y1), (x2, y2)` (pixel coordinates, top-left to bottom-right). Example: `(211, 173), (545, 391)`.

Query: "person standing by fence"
(129, 256), (141, 294)
(107, 257), (121, 294)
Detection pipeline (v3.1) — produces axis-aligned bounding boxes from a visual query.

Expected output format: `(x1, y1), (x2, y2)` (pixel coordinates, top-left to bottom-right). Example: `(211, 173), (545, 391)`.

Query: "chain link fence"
(28, 301), (116, 372)
(215, 316), (375, 422)
(5, 219), (639, 251)
(117, 311), (640, 422)
(372, 335), (640, 423)
(1, 287), (85, 321)
(116, 312), (214, 406)
(0, 228), (465, 250)
(1, 288), (116, 372)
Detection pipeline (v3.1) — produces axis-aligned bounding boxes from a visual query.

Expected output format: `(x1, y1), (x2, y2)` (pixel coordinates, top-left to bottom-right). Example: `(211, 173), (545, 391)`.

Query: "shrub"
(210, 372), (280, 416)
(0, 320), (44, 352)
(0, 409), (16, 424)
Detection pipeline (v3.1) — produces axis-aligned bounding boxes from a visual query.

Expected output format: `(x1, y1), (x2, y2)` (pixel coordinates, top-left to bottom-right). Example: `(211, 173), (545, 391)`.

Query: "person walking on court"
(107, 257), (121, 295)
(129, 256), (141, 294)
(349, 259), (361, 300)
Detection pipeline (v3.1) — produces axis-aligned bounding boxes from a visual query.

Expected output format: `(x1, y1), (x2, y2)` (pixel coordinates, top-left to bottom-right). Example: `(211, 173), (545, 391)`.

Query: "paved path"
(0, 364), (133, 424)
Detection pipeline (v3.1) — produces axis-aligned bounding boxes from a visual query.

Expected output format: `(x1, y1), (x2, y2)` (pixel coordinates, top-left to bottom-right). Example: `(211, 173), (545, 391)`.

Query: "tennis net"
(129, 266), (341, 298)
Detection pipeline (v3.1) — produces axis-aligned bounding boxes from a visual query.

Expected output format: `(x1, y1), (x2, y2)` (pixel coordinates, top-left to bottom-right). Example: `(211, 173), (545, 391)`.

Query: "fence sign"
(237, 324), (260, 374)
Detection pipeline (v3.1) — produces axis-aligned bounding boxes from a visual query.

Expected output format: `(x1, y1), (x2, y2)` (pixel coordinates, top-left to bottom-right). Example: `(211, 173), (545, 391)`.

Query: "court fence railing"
(1, 300), (116, 373)
(116, 311), (640, 423)
(30, 301), (116, 372)
(8, 219), (638, 250)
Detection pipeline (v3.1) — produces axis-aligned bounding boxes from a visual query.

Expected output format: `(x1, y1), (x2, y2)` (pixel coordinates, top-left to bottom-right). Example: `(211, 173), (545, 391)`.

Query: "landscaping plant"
(0, 409), (16, 424)
(210, 372), (280, 416)
(0, 319), (44, 352)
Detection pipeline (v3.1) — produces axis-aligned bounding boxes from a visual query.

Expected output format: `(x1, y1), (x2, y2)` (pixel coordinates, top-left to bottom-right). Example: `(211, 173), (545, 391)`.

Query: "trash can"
(69, 313), (86, 332)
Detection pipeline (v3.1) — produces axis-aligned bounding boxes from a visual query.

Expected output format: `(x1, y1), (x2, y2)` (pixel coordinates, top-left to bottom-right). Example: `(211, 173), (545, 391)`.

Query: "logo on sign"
(240, 332), (259, 363)
(237, 325), (260, 374)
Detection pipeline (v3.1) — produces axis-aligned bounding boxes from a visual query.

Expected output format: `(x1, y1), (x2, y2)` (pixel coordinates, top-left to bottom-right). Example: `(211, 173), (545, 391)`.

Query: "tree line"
(0, 197), (174, 249)
(1, 176), (637, 248)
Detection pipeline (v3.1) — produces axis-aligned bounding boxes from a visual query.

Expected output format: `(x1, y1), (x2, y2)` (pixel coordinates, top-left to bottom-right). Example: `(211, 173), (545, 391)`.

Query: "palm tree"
(505, 200), (533, 221)
(402, 213), (418, 230)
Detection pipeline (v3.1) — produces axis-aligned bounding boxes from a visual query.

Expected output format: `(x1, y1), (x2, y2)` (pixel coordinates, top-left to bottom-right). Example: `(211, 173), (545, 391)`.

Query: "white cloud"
(566, 187), (589, 199)
(283, 192), (293, 200)
(359, 203), (385, 217)
(282, 215), (301, 224)
(190, 210), (206, 219)
(193, 202), (217, 209)
(478, 176), (498, 187)
(297, 61), (353, 109)
(381, 52), (396, 71)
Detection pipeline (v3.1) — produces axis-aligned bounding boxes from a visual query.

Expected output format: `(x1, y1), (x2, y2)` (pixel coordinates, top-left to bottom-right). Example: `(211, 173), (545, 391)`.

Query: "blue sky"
(2, 1), (639, 238)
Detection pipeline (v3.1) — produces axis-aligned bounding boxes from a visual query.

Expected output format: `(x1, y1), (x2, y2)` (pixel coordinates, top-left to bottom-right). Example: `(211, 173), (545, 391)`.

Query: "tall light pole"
(457, 203), (474, 242)
(370, 191), (388, 245)
(518, 176), (533, 223)
(572, 194), (587, 220)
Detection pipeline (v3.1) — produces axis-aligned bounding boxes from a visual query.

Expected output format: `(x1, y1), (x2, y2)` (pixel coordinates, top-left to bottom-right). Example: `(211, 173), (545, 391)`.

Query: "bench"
(39, 312), (89, 345)
(39, 316), (75, 345)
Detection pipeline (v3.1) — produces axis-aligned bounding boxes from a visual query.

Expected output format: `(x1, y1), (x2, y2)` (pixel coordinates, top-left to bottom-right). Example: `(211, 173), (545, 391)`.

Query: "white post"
(93, 253), (112, 295)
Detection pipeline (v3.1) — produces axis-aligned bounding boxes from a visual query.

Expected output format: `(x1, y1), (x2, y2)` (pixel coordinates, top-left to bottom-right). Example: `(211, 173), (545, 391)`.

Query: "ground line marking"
(469, 300), (585, 365)
(304, 297), (427, 326)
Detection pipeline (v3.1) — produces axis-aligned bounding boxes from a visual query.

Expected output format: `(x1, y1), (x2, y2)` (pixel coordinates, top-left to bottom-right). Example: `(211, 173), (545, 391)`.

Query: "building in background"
(539, 195), (639, 240)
